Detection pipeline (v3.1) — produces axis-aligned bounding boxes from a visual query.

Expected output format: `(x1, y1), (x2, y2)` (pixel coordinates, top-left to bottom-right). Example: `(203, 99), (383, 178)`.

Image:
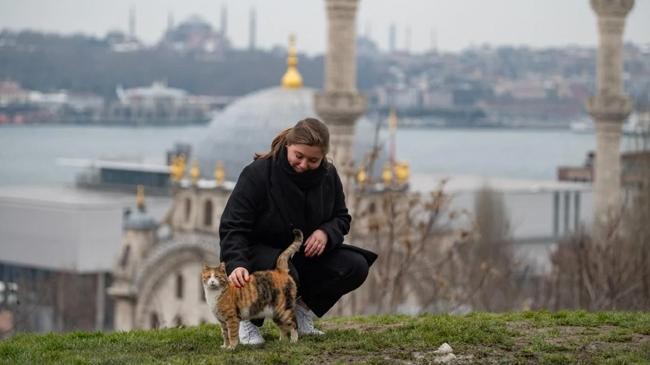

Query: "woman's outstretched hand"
(228, 267), (250, 288)
(304, 229), (328, 258)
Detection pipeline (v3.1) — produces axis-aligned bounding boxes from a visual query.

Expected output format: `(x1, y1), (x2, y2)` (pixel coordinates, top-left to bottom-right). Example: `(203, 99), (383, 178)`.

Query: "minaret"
(587, 0), (634, 232)
(167, 11), (175, 33)
(404, 26), (411, 54)
(389, 23), (396, 54)
(129, 5), (136, 41)
(430, 27), (437, 54)
(315, 0), (367, 172)
(249, 7), (257, 50)
(220, 4), (228, 38)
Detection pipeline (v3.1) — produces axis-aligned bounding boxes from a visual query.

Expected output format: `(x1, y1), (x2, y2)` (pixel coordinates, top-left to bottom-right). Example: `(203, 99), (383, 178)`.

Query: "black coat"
(219, 156), (376, 275)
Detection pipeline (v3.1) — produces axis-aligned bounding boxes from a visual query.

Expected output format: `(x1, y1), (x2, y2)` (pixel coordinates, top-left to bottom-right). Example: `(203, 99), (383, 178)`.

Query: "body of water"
(0, 124), (639, 186)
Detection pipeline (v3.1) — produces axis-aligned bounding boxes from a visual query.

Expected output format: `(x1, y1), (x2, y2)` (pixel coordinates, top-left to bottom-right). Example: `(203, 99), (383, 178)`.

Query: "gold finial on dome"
(170, 155), (185, 183)
(395, 161), (410, 184)
(356, 167), (368, 185)
(214, 161), (225, 186)
(190, 160), (201, 185)
(281, 34), (303, 89)
(136, 185), (145, 211)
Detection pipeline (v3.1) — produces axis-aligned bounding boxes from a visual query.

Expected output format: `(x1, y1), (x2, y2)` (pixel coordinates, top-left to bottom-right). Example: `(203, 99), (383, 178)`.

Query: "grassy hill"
(1, 311), (649, 364)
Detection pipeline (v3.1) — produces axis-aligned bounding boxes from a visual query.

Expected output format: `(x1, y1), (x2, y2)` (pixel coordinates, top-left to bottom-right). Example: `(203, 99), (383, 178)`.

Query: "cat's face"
(201, 263), (228, 289)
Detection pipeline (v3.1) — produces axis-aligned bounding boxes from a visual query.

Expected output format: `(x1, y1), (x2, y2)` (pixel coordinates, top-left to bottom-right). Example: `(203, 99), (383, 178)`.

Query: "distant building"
(0, 81), (29, 106)
(0, 185), (171, 334)
(108, 181), (226, 330)
(0, 81), (104, 125)
(161, 15), (230, 55)
(558, 150), (650, 187)
(103, 81), (219, 126)
(104, 30), (142, 53)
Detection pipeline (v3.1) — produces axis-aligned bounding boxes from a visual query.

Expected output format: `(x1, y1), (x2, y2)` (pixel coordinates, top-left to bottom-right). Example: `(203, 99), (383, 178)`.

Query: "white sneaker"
(239, 320), (265, 345)
(295, 302), (325, 335)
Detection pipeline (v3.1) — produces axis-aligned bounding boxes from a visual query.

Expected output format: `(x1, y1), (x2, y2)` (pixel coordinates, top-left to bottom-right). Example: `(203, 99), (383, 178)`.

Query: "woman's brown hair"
(255, 118), (330, 160)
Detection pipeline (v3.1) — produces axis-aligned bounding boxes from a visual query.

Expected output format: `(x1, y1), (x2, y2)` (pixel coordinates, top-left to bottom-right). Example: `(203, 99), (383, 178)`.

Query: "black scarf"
(270, 147), (328, 239)
(277, 146), (327, 190)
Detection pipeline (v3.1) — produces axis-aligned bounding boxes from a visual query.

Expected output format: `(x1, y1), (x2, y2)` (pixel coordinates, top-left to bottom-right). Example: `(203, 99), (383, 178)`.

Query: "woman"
(219, 117), (377, 345)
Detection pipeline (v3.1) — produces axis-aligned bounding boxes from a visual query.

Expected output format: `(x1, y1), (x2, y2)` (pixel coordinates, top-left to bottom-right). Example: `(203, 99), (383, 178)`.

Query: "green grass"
(1, 311), (649, 364)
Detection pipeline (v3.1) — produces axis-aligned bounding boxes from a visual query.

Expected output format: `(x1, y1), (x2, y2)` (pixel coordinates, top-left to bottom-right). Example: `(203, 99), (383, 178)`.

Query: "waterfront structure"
(105, 81), (219, 126)
(315, 0), (367, 172)
(587, 0), (635, 230)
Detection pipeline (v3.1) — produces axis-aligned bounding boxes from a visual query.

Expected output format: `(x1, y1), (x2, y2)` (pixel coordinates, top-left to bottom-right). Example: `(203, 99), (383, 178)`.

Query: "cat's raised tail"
(275, 229), (303, 272)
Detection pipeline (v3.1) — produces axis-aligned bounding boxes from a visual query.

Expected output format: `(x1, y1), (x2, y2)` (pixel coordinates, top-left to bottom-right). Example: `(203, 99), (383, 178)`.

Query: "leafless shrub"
(332, 176), (531, 315)
(543, 122), (650, 310)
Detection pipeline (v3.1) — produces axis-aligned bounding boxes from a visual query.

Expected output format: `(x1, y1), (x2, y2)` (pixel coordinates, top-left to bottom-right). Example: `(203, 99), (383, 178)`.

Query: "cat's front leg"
(225, 318), (240, 350)
(218, 320), (228, 348)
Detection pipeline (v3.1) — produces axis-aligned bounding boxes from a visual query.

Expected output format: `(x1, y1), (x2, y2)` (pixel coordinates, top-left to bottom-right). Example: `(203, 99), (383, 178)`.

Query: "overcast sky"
(1, 0), (648, 55)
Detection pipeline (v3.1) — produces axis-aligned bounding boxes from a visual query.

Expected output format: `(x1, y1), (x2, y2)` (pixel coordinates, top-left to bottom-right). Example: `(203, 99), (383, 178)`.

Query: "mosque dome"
(195, 86), (378, 180)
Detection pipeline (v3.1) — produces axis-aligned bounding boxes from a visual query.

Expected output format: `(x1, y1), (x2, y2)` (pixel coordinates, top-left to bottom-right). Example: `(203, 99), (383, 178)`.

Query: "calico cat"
(202, 229), (303, 350)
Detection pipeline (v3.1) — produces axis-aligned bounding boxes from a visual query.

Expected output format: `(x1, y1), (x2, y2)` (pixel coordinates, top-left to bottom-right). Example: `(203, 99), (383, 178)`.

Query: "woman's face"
(286, 144), (324, 173)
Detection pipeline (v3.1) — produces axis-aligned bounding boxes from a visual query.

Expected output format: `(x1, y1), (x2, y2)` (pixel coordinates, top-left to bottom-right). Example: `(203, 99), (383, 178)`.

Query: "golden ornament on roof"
(170, 156), (184, 182)
(190, 160), (201, 185)
(214, 161), (225, 186)
(356, 168), (368, 185)
(382, 163), (393, 185)
(395, 161), (410, 184)
(281, 34), (303, 89)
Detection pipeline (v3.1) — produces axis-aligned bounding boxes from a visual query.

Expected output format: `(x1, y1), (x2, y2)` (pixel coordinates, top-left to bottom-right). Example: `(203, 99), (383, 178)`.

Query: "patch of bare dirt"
(320, 320), (406, 332)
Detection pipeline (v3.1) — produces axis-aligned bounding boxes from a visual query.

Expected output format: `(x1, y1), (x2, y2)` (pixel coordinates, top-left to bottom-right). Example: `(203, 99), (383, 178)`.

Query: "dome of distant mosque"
(194, 86), (378, 179)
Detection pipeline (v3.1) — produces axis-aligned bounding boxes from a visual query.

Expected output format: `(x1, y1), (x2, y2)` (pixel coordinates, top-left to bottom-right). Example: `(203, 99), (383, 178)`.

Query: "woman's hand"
(304, 229), (328, 258)
(228, 267), (250, 288)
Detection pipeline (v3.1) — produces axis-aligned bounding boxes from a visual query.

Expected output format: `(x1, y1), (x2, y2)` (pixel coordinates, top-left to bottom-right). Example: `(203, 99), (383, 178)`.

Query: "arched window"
(184, 197), (192, 221)
(176, 273), (184, 299)
(150, 312), (160, 329)
(204, 200), (213, 227)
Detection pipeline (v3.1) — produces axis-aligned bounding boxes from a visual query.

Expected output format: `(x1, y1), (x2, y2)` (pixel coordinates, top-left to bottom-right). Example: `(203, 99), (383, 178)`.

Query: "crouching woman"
(219, 117), (377, 345)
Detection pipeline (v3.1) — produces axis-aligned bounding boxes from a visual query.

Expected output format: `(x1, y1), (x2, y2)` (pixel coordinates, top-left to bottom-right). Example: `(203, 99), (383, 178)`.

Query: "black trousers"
(248, 244), (372, 318)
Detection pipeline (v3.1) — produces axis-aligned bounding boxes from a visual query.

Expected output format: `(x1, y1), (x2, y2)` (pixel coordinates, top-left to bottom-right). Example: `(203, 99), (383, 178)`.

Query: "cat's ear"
(218, 262), (226, 272)
(202, 263), (210, 271)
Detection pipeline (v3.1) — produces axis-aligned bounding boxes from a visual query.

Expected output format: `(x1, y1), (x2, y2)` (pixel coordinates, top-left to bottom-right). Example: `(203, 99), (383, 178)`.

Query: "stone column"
(315, 0), (367, 171)
(587, 0), (634, 231)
